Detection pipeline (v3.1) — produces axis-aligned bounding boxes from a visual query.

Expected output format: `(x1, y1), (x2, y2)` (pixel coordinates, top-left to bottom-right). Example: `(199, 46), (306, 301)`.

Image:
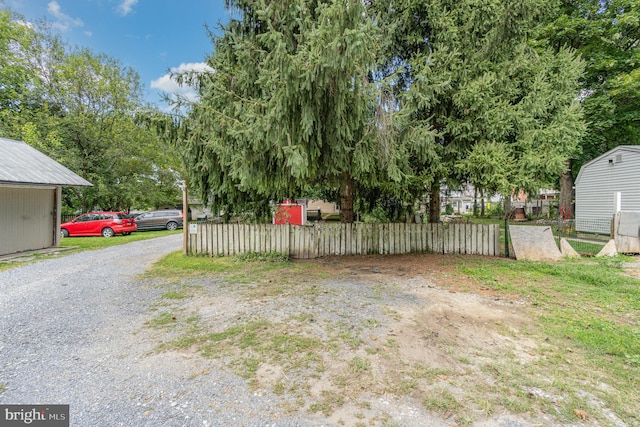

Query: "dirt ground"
(150, 253), (639, 426)
(306, 255), (539, 426)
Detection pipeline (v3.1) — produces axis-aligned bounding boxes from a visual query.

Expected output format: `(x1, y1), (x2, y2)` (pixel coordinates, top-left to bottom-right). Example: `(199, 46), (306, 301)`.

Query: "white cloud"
(15, 20), (35, 30)
(151, 62), (214, 104)
(47, 1), (83, 31)
(117, 0), (138, 16)
(84, 31), (92, 37)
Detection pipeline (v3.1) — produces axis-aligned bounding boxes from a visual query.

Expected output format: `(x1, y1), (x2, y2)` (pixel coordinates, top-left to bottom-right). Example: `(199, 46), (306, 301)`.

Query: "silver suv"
(134, 210), (183, 231)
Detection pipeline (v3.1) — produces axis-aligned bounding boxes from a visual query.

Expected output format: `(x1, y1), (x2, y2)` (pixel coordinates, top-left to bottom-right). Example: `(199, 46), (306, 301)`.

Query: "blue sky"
(7, 0), (231, 108)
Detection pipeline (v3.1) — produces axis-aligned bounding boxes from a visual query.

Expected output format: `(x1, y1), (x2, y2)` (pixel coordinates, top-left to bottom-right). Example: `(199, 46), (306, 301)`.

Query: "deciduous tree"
(542, 0), (640, 217)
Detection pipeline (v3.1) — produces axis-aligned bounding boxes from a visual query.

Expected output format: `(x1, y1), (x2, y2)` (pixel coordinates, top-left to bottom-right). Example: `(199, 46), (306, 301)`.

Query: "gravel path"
(0, 235), (325, 426)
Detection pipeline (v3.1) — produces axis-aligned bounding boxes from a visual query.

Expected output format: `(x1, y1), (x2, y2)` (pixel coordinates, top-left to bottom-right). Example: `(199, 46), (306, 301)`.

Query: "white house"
(0, 137), (92, 256)
(575, 145), (640, 234)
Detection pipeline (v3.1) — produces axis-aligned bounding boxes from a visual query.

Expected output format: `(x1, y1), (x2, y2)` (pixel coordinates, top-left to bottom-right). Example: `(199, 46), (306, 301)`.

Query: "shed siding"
(575, 147), (640, 233)
(0, 187), (55, 256)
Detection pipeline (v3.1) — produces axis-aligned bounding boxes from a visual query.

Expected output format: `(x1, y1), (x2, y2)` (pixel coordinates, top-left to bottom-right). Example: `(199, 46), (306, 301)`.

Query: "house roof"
(0, 137), (92, 187)
(576, 145), (640, 184)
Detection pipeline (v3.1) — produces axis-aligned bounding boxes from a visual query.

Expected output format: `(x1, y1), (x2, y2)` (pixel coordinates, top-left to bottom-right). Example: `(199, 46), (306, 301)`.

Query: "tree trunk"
(340, 172), (354, 223)
(559, 159), (574, 219)
(428, 181), (441, 223)
(473, 186), (478, 217)
(480, 188), (485, 217)
(504, 196), (512, 220)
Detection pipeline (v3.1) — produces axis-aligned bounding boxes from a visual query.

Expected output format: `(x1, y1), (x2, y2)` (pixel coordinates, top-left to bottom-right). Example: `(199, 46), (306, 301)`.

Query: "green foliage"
(376, 0), (586, 199)
(138, 0), (593, 222)
(541, 0), (640, 172)
(178, 0), (386, 222)
(0, 6), (181, 212)
(234, 251), (290, 263)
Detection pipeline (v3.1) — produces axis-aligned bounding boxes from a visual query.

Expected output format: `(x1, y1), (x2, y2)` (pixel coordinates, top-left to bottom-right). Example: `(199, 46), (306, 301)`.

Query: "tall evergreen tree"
(175, 0), (394, 222)
(372, 0), (586, 221)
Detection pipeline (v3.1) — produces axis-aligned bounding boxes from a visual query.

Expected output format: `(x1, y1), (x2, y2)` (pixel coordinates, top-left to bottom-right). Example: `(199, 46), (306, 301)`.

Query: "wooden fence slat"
(484, 224), (490, 256)
(229, 224), (238, 255)
(302, 225), (309, 259)
(382, 224), (388, 254)
(304, 226), (311, 259)
(228, 224), (234, 256)
(471, 224), (477, 255)
(351, 223), (358, 255)
(191, 222), (502, 259)
(210, 224), (216, 256)
(218, 224), (225, 256)
(424, 224), (430, 253)
(487, 224), (495, 255)
(463, 224), (470, 254)
(386, 224), (391, 254)
(273, 225), (278, 255)
(488, 224), (496, 256)
(323, 223), (329, 257)
(283, 224), (290, 256)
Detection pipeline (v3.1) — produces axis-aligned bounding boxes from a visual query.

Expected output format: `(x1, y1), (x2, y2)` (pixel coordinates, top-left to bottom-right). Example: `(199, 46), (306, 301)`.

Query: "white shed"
(0, 137), (92, 256)
(575, 145), (640, 234)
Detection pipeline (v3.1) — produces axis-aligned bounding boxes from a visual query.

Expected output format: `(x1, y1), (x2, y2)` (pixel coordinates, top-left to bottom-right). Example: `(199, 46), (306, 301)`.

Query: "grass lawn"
(0, 230), (182, 271)
(457, 255), (640, 423)
(60, 229), (182, 251)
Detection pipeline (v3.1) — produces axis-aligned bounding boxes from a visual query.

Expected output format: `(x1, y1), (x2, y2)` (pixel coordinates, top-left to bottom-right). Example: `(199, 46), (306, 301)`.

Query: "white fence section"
(189, 222), (501, 259)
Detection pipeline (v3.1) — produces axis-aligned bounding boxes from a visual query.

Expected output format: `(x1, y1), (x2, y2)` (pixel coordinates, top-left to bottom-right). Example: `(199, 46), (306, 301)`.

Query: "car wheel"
(101, 227), (115, 238)
(166, 221), (178, 231)
(61, 229), (69, 238)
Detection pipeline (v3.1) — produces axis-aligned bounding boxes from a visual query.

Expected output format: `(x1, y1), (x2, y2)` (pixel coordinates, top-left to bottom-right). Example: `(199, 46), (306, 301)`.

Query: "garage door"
(0, 186), (55, 256)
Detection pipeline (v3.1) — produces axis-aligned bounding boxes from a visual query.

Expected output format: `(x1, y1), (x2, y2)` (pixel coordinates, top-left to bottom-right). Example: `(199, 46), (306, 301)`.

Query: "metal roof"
(0, 137), (92, 187)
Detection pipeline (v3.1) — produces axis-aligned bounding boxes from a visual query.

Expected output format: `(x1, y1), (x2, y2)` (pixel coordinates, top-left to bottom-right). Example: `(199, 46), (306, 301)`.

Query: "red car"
(60, 212), (137, 237)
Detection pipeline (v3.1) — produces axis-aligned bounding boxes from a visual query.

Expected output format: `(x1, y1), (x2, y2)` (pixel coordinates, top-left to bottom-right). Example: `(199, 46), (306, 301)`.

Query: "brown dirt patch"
(148, 253), (606, 426)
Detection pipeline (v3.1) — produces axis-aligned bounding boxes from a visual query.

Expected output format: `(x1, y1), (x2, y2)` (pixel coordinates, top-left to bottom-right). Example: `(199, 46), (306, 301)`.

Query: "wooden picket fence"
(188, 222), (501, 259)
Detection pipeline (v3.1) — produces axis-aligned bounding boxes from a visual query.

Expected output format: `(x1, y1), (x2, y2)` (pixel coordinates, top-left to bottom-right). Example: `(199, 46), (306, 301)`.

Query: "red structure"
(273, 199), (306, 225)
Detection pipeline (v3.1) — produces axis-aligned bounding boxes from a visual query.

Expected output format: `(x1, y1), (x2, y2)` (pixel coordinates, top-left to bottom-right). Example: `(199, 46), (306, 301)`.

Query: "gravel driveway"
(0, 235), (325, 426)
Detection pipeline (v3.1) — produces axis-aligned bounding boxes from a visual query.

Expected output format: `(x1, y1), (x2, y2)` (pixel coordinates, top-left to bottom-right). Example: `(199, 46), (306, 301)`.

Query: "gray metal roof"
(0, 137), (92, 187)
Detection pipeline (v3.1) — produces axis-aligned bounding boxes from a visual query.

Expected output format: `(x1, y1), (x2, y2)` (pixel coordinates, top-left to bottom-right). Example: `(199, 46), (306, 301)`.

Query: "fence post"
(504, 219), (509, 258)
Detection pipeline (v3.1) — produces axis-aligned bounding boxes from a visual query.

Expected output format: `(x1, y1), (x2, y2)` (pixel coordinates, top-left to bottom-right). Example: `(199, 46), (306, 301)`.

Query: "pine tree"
(372, 0), (586, 221)
(177, 0), (385, 222)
